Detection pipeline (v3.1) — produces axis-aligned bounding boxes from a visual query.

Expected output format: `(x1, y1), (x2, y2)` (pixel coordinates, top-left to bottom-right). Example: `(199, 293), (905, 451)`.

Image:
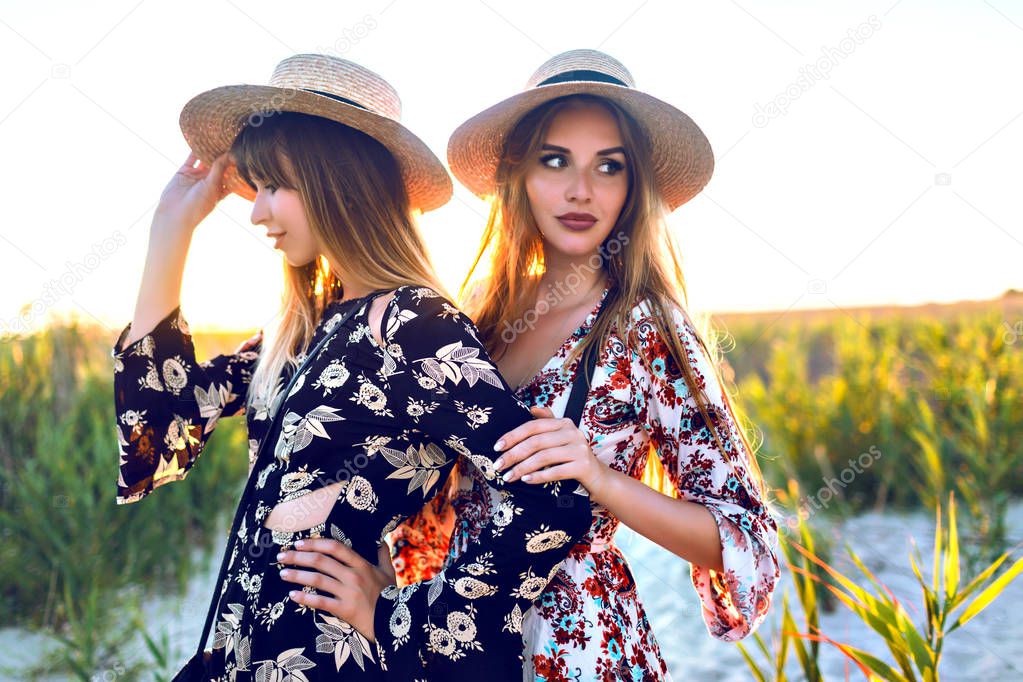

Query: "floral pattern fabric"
(390, 283), (781, 680)
(112, 285), (594, 681)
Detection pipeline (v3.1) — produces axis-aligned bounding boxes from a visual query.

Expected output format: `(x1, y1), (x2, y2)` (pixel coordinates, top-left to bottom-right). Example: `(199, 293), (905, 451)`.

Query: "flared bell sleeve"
(111, 305), (262, 504)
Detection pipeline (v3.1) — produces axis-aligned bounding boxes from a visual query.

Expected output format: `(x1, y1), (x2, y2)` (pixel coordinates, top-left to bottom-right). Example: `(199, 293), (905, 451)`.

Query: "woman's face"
(249, 180), (318, 267)
(524, 101), (629, 261)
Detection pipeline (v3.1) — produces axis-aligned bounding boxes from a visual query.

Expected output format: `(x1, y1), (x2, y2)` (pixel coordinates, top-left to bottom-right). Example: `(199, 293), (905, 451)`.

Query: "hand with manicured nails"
(276, 539), (397, 643)
(493, 405), (612, 499)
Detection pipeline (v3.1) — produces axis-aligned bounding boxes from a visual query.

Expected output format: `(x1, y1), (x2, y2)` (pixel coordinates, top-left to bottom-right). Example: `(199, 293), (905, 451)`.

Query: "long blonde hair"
(459, 95), (773, 505)
(230, 111), (450, 420)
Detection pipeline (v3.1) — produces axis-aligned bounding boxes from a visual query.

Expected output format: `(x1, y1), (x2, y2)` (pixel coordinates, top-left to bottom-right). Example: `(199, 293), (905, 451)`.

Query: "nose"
(564, 168), (593, 203)
(250, 189), (270, 226)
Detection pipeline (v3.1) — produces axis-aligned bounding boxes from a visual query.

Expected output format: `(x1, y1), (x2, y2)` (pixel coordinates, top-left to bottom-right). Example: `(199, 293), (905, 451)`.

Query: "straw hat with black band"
(447, 48), (714, 211)
(179, 53), (452, 212)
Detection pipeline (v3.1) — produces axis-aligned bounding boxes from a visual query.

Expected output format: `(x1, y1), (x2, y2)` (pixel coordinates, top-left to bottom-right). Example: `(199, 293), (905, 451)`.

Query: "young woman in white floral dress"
(112, 54), (596, 680)
(344, 50), (781, 680)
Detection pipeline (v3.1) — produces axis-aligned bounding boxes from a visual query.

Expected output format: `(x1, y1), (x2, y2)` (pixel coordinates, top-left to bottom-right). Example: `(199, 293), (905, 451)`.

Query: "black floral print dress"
(112, 285), (593, 681)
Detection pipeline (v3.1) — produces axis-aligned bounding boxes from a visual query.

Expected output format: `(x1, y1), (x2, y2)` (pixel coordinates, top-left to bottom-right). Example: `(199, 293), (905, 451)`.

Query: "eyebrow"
(541, 144), (627, 156)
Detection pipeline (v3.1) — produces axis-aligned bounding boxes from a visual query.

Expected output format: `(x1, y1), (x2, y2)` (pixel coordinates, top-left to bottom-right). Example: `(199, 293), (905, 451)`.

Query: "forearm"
(590, 464), (724, 572)
(122, 217), (192, 350)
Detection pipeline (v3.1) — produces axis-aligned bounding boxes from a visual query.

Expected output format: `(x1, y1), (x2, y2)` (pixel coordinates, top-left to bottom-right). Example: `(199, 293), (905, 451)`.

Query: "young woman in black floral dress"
(112, 54), (592, 680)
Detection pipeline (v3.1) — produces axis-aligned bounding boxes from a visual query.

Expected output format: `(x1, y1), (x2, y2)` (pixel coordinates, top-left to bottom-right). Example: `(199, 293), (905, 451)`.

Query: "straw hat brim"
(180, 85), (452, 212)
(447, 81), (714, 211)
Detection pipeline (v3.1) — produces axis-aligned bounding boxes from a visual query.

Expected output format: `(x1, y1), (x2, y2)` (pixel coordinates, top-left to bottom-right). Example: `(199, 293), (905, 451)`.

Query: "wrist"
(151, 210), (199, 237)
(586, 461), (617, 504)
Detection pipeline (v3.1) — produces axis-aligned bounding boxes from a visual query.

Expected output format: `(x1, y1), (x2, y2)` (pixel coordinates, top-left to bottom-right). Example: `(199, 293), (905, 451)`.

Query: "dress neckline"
(513, 280), (611, 396)
(324, 286), (403, 318)
(320, 285), (410, 347)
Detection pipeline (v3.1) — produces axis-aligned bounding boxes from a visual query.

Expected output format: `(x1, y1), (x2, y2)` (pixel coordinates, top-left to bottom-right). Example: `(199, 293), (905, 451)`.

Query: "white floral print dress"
(389, 283), (781, 680)
(111, 285), (594, 681)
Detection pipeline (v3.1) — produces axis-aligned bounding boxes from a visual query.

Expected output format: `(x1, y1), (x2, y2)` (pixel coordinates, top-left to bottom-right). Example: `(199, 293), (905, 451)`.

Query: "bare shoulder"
(368, 289), (400, 346)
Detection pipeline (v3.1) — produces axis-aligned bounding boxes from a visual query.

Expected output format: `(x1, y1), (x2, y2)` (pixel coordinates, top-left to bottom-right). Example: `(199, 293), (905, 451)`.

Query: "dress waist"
(573, 535), (616, 554)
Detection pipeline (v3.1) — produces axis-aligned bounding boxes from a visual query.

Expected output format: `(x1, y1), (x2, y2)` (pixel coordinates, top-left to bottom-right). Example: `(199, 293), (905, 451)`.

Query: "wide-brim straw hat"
(179, 53), (452, 212)
(447, 49), (713, 211)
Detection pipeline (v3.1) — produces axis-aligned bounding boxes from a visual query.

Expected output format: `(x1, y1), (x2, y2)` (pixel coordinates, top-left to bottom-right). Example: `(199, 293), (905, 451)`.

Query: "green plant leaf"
(735, 642), (769, 682)
(781, 595), (821, 682)
(944, 491), (960, 601)
(951, 555), (1023, 632)
(795, 630), (910, 682)
(932, 502), (942, 596)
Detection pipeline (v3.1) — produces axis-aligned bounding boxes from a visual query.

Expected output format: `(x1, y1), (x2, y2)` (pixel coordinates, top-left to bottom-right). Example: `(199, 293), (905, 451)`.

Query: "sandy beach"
(3, 502), (1021, 680)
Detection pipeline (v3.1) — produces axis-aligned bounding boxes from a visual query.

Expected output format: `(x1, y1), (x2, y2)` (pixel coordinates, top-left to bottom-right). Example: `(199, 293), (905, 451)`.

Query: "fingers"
(201, 153), (230, 190)
(495, 428), (573, 475)
(517, 462), (578, 485)
(502, 445), (578, 483)
(176, 151), (203, 179)
(293, 538), (369, 567)
(279, 566), (347, 598)
(494, 414), (569, 454)
(179, 150), (229, 178)
(278, 549), (357, 585)
(210, 151), (230, 174)
(233, 329), (263, 354)
(377, 543), (397, 584)
(286, 585), (345, 613)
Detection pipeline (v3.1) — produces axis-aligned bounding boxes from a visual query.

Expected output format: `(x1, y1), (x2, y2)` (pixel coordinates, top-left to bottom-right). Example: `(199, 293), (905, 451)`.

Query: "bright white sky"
(1, 0), (1020, 336)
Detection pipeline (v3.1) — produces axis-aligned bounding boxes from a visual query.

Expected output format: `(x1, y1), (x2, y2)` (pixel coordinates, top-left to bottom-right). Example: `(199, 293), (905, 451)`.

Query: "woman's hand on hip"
(494, 405), (611, 497)
(276, 538), (396, 643)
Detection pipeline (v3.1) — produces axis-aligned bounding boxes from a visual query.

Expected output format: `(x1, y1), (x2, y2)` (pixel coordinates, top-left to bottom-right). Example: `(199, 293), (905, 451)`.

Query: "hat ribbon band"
(302, 88), (372, 112)
(535, 70), (627, 87)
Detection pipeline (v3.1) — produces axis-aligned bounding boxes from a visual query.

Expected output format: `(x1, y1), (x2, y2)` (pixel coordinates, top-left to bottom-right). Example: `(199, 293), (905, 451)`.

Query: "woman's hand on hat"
(155, 151), (233, 231)
(276, 538), (396, 644)
(493, 405), (612, 499)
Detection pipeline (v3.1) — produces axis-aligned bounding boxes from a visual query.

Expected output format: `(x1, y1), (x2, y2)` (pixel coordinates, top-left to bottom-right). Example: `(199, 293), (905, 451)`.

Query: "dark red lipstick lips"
(557, 212), (597, 230)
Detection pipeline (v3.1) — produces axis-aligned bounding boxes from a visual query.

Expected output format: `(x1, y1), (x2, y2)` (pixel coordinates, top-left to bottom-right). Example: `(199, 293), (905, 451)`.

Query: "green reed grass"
(0, 320), (250, 679)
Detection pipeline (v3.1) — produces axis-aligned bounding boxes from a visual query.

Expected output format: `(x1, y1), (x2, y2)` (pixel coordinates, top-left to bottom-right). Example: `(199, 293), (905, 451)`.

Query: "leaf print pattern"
(314, 614), (375, 672)
(112, 286), (592, 680)
(274, 405), (345, 465)
(194, 379), (243, 435)
(252, 647), (315, 682)
(416, 340), (504, 390)
(382, 442), (449, 497)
